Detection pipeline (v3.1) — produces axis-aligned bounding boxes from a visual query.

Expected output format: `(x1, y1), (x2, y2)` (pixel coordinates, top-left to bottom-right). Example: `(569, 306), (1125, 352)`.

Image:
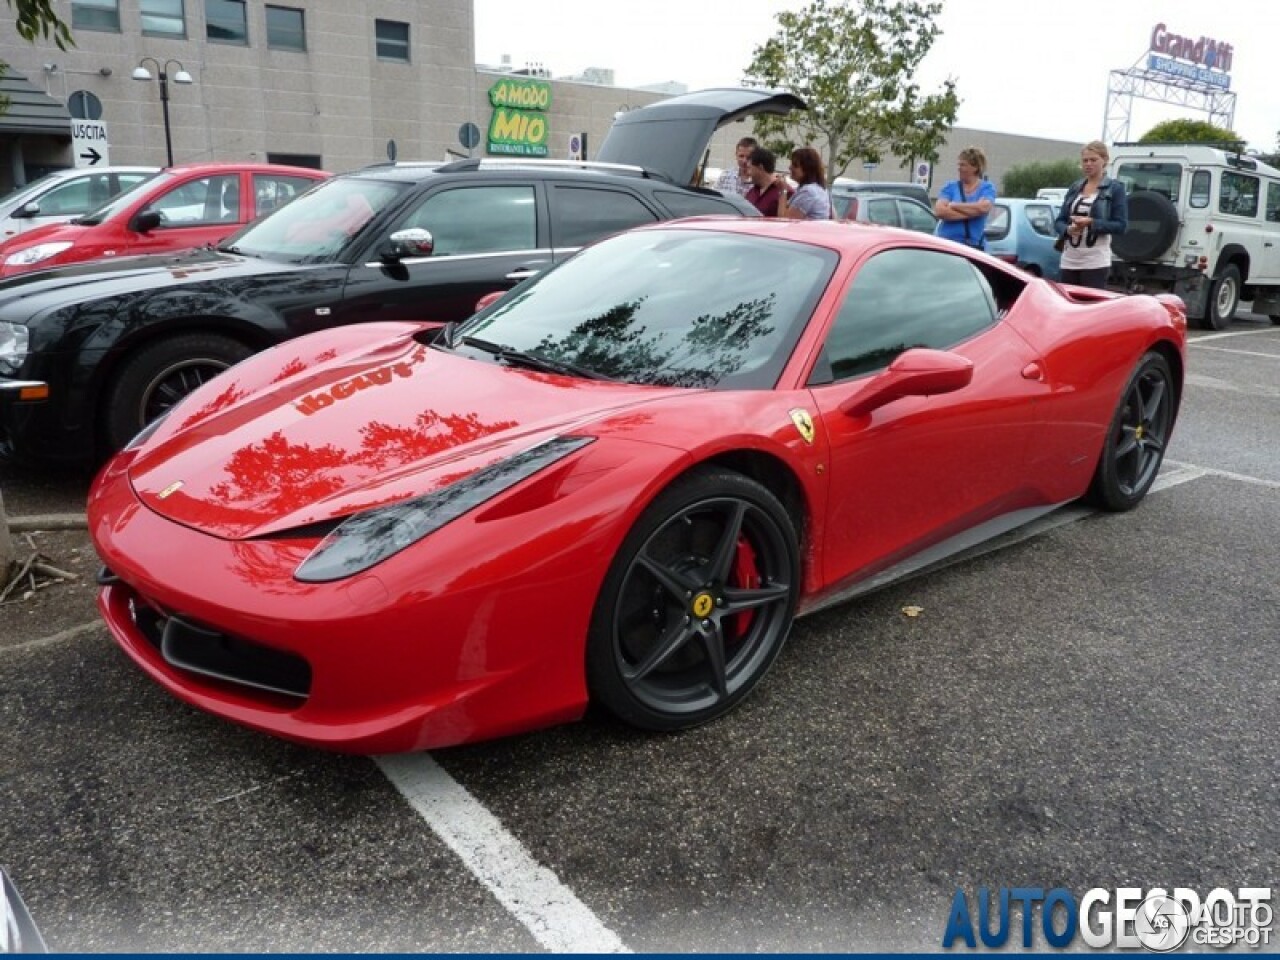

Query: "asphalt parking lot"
(1, 313), (1277, 952)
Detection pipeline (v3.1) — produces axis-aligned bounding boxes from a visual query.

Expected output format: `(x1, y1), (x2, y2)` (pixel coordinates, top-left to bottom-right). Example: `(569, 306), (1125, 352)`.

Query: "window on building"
(140, 0), (184, 37)
(375, 19), (410, 62)
(266, 153), (324, 170)
(265, 5), (305, 51)
(206, 0), (248, 44)
(70, 0), (120, 32)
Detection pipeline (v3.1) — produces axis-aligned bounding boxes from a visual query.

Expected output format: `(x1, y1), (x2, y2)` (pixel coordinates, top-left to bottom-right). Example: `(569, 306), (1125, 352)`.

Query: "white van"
(1108, 144), (1280, 329)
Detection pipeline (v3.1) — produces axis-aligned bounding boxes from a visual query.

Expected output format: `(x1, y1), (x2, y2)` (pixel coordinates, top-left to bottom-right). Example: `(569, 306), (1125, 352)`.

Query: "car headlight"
(4, 242), (73, 267)
(0, 322), (29, 375)
(294, 435), (595, 583)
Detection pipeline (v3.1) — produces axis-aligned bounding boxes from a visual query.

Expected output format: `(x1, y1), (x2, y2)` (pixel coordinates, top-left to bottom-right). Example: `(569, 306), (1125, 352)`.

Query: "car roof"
(636, 215), (988, 258)
(160, 161), (329, 177)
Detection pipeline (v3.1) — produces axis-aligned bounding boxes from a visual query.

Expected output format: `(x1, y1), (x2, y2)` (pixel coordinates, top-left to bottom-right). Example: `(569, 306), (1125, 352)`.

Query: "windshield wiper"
(461, 336), (614, 381)
(217, 242), (253, 256)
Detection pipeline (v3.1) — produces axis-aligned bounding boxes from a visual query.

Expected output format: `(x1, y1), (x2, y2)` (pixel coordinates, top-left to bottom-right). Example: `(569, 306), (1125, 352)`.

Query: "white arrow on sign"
(70, 119), (111, 168)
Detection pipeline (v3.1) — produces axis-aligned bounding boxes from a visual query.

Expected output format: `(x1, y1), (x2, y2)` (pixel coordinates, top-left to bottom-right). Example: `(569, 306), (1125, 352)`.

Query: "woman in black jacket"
(1055, 141), (1129, 288)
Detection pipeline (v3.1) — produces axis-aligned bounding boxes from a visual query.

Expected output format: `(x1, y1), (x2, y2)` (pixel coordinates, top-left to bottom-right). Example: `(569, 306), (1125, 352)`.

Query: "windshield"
(1115, 162), (1183, 204)
(455, 228), (837, 389)
(219, 176), (406, 262)
(75, 171), (166, 224)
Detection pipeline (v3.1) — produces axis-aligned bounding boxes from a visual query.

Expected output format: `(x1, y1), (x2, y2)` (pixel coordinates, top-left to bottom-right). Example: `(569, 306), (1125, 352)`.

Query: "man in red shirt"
(744, 146), (784, 217)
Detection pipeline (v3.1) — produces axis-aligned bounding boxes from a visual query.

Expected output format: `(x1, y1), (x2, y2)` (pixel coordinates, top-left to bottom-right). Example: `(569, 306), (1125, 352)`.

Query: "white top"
(1060, 192), (1112, 270)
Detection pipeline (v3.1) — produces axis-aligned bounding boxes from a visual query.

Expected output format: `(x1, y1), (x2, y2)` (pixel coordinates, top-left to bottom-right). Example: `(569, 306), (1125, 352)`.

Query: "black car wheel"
(103, 333), (253, 453)
(1086, 352), (1175, 512)
(587, 467), (800, 732)
(1206, 264), (1241, 330)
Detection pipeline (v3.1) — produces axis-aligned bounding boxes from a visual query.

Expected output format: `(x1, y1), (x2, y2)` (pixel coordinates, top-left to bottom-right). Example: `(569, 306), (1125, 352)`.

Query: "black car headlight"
(294, 436), (594, 583)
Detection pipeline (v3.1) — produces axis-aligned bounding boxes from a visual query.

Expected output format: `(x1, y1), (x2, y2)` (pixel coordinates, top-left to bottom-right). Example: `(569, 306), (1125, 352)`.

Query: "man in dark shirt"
(744, 146), (784, 217)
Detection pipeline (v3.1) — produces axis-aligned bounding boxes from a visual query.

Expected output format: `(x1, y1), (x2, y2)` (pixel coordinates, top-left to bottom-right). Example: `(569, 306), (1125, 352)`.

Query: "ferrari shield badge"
(789, 408), (816, 445)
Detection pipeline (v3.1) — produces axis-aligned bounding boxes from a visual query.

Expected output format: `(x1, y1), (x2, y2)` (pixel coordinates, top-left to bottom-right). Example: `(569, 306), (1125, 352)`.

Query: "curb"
(9, 513), (89, 532)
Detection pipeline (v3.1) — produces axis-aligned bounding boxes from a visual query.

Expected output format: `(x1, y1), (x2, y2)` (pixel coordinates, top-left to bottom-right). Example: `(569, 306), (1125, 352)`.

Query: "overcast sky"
(474, 0), (1276, 152)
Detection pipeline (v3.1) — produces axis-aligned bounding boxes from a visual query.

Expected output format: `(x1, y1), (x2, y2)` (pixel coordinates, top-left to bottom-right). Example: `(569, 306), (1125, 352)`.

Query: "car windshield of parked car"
(454, 228), (837, 389)
(0, 173), (57, 211)
(219, 177), (406, 262)
(74, 171), (166, 225)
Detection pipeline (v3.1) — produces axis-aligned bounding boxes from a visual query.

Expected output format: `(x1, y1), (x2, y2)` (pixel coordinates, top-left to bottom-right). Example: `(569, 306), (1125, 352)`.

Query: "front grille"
(113, 578), (311, 702)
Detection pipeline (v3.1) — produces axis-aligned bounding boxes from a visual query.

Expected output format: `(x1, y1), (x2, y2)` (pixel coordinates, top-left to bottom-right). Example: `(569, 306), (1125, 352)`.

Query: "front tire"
(103, 333), (253, 454)
(586, 467), (800, 732)
(1086, 352), (1176, 512)
(1205, 264), (1241, 330)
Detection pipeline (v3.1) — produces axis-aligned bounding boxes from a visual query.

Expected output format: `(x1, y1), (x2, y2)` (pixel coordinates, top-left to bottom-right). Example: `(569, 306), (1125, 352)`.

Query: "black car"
(0, 89), (809, 465)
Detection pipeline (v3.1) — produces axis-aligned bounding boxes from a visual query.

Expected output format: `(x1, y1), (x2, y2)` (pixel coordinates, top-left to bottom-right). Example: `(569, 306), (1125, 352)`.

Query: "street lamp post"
(131, 57), (193, 167)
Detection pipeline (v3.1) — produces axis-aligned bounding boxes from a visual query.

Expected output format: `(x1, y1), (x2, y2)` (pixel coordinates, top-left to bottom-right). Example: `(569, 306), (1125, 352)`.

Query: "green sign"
(487, 78), (551, 157)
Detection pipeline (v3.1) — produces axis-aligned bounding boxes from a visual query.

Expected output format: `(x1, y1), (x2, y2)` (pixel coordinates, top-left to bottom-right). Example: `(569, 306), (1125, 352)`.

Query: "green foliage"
(1001, 159), (1081, 199)
(5, 0), (73, 48)
(745, 0), (959, 180)
(1138, 118), (1240, 146)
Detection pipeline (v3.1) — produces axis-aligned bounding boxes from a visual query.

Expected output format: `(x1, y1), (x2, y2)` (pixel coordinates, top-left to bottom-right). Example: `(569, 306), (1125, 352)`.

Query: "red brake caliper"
(725, 535), (761, 644)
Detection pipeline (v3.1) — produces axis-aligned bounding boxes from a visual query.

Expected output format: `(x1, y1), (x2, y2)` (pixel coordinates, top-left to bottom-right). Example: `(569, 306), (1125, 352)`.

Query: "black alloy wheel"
(103, 333), (254, 454)
(1086, 352), (1176, 512)
(587, 468), (800, 732)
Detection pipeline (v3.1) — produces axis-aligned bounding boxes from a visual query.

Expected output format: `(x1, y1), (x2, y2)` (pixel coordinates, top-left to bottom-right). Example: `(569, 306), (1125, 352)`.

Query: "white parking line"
(377, 753), (629, 954)
(1165, 459), (1280, 490)
(0, 620), (101, 657)
(1190, 326), (1279, 343)
(1189, 344), (1280, 360)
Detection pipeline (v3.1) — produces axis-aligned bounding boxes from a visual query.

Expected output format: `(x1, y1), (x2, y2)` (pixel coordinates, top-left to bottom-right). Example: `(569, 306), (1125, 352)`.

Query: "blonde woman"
(934, 146), (995, 249)
(1054, 140), (1128, 288)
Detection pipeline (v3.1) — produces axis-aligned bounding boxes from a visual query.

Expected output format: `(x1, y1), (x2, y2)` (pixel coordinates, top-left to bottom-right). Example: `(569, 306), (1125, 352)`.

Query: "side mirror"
(131, 209), (163, 233)
(475, 290), (506, 312)
(11, 201), (41, 220)
(381, 228), (434, 262)
(839, 348), (974, 419)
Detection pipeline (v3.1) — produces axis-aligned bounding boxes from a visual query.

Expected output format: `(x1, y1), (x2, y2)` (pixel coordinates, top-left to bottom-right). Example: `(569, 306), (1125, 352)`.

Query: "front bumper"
(87, 454), (630, 753)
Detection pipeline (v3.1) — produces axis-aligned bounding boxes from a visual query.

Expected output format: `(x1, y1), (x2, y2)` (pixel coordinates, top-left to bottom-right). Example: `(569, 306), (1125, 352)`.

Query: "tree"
(1138, 118), (1241, 146)
(4, 0), (73, 48)
(745, 0), (958, 180)
(1001, 158), (1082, 199)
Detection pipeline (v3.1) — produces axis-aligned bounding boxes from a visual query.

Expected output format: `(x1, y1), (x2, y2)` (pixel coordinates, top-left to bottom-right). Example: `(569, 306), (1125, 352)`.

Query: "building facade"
(0, 1), (1081, 193)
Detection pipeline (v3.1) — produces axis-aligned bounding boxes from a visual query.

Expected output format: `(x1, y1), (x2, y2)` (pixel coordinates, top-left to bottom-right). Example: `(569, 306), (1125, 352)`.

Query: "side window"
(816, 249), (996, 384)
(898, 200), (937, 233)
(865, 198), (897, 226)
(653, 189), (746, 218)
(1219, 171), (1259, 218)
(150, 174), (240, 226)
(1189, 170), (1211, 208)
(1025, 204), (1056, 237)
(551, 186), (658, 248)
(252, 174), (314, 216)
(35, 179), (93, 216)
(1266, 182), (1280, 224)
(401, 186), (536, 256)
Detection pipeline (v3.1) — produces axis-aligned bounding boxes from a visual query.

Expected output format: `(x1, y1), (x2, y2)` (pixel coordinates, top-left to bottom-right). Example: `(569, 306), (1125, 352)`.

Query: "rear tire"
(1085, 352), (1176, 512)
(1206, 265), (1241, 330)
(103, 333), (253, 454)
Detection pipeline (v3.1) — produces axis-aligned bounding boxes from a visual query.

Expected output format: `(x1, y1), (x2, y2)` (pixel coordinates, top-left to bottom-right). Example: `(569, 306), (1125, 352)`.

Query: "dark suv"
(0, 158), (759, 465)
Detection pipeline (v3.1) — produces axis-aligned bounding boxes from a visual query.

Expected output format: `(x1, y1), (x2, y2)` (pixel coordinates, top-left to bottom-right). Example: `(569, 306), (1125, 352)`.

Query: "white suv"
(1109, 144), (1280, 329)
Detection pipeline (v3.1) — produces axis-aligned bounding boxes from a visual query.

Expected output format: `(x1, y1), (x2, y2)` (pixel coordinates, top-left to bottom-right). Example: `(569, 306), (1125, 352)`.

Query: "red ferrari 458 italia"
(89, 218), (1187, 753)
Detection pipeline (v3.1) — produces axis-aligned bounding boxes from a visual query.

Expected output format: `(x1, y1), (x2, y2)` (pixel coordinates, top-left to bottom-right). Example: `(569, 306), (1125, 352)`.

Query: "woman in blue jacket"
(1055, 141), (1129, 288)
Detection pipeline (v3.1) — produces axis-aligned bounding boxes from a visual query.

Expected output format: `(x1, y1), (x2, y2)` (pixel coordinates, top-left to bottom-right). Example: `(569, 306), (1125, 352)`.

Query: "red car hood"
(127, 334), (684, 539)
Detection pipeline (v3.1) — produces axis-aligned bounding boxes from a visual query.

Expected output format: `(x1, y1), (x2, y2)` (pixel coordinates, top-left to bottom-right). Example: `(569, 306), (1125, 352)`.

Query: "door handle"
(505, 268), (540, 281)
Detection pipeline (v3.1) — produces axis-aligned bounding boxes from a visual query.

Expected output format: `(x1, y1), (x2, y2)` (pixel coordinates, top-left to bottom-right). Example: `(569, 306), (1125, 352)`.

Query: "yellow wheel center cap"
(692, 592), (715, 618)
(1135, 424), (1145, 440)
